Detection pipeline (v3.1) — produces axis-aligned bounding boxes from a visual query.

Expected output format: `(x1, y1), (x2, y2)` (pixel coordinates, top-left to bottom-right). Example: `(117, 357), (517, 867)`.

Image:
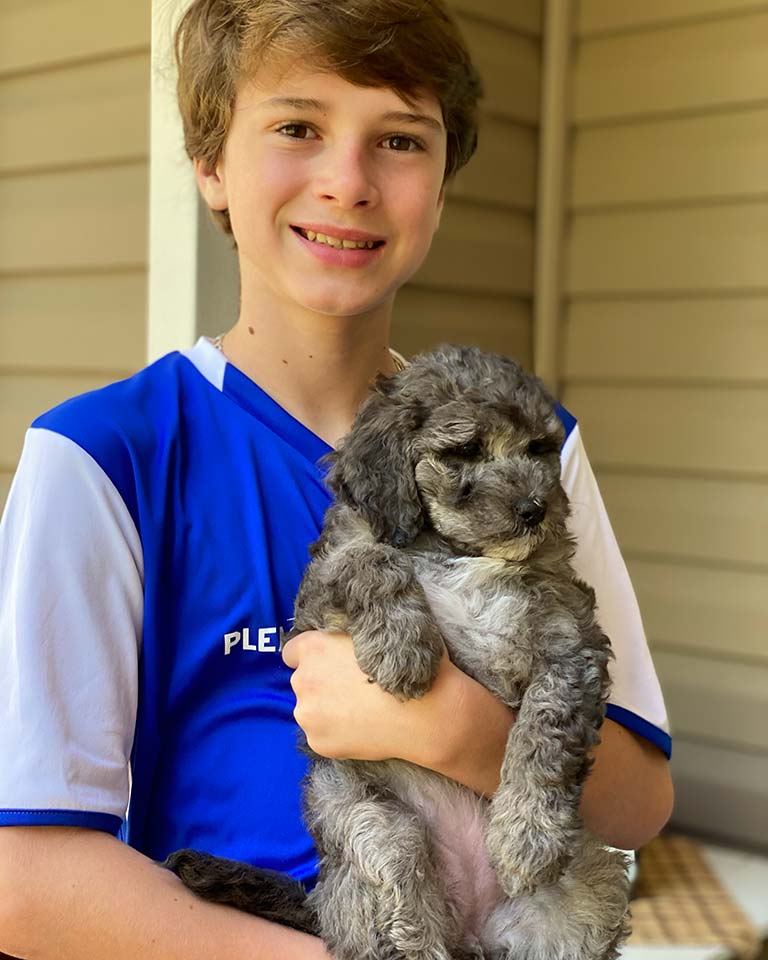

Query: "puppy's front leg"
(294, 511), (443, 701)
(486, 640), (609, 897)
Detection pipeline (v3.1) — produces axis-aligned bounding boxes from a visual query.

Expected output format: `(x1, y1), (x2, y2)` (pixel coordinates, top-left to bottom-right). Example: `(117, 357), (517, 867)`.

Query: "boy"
(0, 1), (672, 958)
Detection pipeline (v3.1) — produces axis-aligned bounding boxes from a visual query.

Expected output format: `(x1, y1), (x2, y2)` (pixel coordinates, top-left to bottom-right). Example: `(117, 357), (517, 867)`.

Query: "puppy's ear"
(327, 380), (426, 547)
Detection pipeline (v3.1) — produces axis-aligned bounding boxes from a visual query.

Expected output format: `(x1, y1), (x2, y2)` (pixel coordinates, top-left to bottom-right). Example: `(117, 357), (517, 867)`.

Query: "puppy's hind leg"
(307, 761), (456, 960)
(481, 838), (630, 960)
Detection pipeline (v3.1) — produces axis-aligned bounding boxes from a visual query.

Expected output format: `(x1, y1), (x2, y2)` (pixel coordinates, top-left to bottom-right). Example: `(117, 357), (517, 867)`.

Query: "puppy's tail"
(164, 848), (318, 936)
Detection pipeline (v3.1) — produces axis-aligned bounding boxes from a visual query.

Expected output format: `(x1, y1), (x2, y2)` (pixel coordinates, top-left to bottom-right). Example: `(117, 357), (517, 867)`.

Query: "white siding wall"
(563, 0), (768, 847)
(0, 2), (150, 510)
(393, 0), (541, 366)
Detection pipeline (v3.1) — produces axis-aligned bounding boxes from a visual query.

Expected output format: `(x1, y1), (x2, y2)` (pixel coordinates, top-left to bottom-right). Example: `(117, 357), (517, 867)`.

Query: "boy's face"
(195, 64), (447, 319)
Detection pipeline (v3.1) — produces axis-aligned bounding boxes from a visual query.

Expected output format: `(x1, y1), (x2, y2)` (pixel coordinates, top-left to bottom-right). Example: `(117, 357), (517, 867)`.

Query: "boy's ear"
(193, 157), (229, 212)
(434, 185), (446, 232)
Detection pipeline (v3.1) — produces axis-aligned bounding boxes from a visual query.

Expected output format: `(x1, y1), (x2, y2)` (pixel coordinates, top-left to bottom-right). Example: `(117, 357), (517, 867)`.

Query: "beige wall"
(393, 0), (540, 366)
(562, 0), (768, 847)
(0, 2), (150, 510)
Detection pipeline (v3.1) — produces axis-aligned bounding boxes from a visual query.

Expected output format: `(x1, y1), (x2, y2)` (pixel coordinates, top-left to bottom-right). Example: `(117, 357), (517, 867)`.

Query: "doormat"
(629, 833), (762, 960)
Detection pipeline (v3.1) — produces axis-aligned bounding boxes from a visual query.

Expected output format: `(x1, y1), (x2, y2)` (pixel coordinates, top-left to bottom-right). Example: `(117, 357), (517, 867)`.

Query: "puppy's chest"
(410, 554), (534, 698)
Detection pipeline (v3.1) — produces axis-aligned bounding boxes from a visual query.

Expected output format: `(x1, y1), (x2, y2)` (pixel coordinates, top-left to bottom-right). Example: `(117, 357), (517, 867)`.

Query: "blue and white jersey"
(0, 338), (670, 880)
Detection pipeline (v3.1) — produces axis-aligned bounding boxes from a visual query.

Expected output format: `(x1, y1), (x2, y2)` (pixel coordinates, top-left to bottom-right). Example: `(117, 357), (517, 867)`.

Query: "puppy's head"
(327, 345), (569, 559)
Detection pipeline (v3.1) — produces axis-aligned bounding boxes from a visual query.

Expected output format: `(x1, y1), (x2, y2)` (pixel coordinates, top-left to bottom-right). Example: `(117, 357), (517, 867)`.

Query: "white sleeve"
(0, 428), (144, 831)
(561, 426), (671, 755)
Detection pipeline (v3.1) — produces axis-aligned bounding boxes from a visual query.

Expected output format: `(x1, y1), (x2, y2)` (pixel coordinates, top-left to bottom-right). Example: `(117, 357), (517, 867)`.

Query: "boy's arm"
(0, 433), (327, 959)
(0, 826), (329, 960)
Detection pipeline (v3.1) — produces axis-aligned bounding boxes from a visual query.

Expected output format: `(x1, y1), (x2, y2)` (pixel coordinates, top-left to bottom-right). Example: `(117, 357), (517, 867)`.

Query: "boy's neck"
(218, 300), (399, 449)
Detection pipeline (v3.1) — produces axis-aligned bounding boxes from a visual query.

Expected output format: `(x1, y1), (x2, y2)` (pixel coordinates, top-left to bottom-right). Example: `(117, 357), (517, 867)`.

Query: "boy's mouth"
(291, 226), (385, 251)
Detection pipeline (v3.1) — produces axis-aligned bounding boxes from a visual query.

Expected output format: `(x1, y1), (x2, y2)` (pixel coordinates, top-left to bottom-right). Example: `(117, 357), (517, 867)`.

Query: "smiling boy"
(0, 2), (671, 959)
(195, 67), (448, 449)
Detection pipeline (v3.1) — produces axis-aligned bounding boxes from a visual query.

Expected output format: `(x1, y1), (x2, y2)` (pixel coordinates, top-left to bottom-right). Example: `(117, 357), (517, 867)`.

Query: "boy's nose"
(314, 145), (381, 209)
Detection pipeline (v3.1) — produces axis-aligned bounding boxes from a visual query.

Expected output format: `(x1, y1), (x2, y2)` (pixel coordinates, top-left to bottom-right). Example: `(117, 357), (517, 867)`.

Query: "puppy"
(168, 345), (630, 960)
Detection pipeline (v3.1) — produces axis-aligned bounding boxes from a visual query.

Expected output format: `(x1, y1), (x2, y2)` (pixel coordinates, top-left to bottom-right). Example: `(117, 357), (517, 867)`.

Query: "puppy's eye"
(445, 439), (482, 459)
(528, 438), (558, 456)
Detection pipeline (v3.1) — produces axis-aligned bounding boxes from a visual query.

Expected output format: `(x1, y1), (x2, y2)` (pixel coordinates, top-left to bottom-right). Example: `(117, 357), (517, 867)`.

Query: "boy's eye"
(383, 135), (424, 152)
(276, 123), (316, 140)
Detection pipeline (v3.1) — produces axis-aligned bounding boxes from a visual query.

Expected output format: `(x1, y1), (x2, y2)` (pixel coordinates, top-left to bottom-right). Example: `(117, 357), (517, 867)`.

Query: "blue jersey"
(0, 338), (670, 880)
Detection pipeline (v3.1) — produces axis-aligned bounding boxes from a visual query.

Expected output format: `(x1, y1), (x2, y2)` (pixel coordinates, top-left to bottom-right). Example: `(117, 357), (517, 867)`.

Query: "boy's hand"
(282, 629), (469, 765)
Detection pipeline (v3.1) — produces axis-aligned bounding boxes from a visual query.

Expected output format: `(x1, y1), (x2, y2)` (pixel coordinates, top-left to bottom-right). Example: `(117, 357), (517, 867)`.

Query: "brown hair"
(174, 0), (483, 235)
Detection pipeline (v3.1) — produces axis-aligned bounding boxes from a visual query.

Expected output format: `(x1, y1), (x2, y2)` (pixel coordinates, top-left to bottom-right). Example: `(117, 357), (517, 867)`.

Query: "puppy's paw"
(163, 848), (264, 904)
(163, 848), (217, 886)
(487, 816), (576, 898)
(355, 620), (443, 701)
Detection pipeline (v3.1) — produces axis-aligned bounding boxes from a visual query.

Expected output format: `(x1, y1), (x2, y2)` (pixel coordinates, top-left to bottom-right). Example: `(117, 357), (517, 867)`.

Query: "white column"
(534, 0), (573, 395)
(148, 0), (240, 362)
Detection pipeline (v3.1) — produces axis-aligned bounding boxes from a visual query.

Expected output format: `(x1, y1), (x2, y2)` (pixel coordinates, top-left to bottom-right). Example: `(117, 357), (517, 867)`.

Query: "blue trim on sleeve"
(555, 403), (577, 446)
(606, 705), (672, 759)
(0, 809), (123, 834)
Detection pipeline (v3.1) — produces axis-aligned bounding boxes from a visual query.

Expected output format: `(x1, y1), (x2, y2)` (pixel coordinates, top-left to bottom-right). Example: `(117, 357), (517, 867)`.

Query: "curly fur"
(166, 345), (630, 960)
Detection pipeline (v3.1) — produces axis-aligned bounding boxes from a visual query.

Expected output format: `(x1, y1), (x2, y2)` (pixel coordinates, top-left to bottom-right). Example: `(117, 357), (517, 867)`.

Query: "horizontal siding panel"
(571, 109), (768, 208)
(566, 204), (768, 295)
(630, 559), (768, 663)
(417, 203), (533, 294)
(394, 287), (531, 365)
(450, 119), (537, 210)
(563, 385), (768, 475)
(0, 273), (146, 372)
(0, 54), (150, 173)
(564, 298), (768, 382)
(451, 0), (541, 34)
(671, 738), (768, 848)
(578, 0), (768, 36)
(458, 17), (540, 124)
(655, 650), (768, 751)
(0, 373), (115, 467)
(573, 13), (768, 122)
(0, 164), (148, 272)
(596, 473), (768, 568)
(0, 1), (149, 77)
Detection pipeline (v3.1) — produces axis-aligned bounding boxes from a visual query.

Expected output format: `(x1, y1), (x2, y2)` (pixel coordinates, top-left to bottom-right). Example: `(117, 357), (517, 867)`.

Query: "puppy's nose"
(515, 497), (547, 527)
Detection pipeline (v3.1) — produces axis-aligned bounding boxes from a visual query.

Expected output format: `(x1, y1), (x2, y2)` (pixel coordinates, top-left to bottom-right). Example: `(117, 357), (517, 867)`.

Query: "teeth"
(300, 228), (377, 250)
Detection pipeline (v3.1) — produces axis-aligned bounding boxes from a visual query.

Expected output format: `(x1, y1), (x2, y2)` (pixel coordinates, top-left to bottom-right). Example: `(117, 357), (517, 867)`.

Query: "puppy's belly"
(394, 767), (502, 937)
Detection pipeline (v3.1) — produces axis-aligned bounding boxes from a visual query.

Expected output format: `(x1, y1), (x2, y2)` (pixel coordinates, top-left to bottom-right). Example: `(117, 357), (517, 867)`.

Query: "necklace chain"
(212, 333), (405, 372)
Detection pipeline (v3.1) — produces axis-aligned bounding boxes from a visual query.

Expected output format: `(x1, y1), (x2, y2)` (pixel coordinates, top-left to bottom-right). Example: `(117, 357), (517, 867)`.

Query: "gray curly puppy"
(167, 345), (630, 960)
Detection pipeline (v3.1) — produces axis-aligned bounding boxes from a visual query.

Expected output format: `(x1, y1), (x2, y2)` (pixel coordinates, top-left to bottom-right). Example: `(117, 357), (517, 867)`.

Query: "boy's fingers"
(281, 629), (354, 669)
(281, 634), (301, 668)
(281, 629), (327, 668)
